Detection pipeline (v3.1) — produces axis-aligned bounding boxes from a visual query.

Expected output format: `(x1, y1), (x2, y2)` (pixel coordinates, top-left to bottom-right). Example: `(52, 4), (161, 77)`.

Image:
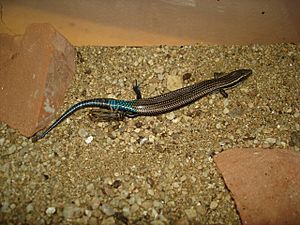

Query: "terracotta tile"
(0, 23), (74, 137)
(214, 148), (300, 225)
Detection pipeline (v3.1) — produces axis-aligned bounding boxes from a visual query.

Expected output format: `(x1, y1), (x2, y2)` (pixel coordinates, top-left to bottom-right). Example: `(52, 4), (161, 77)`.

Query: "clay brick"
(0, 23), (75, 137)
(214, 148), (300, 225)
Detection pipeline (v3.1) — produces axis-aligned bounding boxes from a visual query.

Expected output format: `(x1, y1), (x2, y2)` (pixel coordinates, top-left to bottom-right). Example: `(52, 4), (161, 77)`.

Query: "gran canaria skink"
(32, 69), (252, 142)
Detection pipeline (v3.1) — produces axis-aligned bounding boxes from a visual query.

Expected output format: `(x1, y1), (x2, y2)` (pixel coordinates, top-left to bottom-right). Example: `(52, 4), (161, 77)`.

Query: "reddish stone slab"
(0, 23), (75, 137)
(214, 148), (300, 225)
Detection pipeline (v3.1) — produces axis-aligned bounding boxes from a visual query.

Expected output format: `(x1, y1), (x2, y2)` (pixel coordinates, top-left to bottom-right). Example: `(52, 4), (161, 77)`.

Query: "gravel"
(0, 43), (299, 224)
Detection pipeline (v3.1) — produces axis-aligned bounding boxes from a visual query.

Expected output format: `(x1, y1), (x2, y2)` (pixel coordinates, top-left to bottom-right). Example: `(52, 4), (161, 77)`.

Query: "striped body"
(32, 69), (252, 142)
(132, 69), (252, 115)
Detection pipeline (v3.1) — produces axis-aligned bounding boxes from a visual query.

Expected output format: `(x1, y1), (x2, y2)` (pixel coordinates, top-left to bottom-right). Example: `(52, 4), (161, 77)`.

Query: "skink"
(32, 69), (252, 142)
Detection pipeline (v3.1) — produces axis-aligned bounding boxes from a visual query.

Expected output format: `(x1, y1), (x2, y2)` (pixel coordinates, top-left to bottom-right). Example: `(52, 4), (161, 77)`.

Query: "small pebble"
(141, 200), (152, 209)
(0, 137), (5, 146)
(104, 177), (113, 185)
(248, 102), (254, 108)
(153, 200), (163, 209)
(166, 112), (175, 120)
(1, 202), (10, 213)
(87, 183), (95, 193)
(290, 131), (300, 147)
(130, 203), (139, 213)
(46, 207), (56, 216)
(158, 73), (165, 81)
(78, 128), (88, 137)
(85, 136), (93, 144)
(63, 205), (81, 219)
(90, 197), (100, 210)
(74, 199), (81, 207)
(7, 145), (16, 155)
(148, 59), (154, 66)
(101, 217), (115, 225)
(139, 137), (148, 145)
(167, 201), (175, 207)
(133, 60), (139, 66)
(223, 108), (230, 114)
(88, 217), (98, 225)
(172, 182), (180, 188)
(101, 204), (115, 216)
(26, 203), (34, 213)
(210, 201), (218, 210)
(147, 189), (154, 196)
(112, 179), (122, 188)
(216, 123), (222, 129)
(185, 208), (197, 219)
(151, 208), (158, 218)
(263, 128), (274, 134)
(265, 137), (277, 144)
(182, 72), (192, 81)
(167, 75), (182, 91)
(122, 206), (130, 216)
(190, 176), (196, 183)
(154, 66), (164, 74)
(85, 209), (92, 218)
(223, 99), (229, 107)
(135, 121), (143, 128)
(196, 204), (207, 215)
(148, 135), (155, 143)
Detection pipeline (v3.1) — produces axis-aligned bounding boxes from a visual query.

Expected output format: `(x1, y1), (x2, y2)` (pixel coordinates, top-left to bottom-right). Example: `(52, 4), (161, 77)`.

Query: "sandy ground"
(1, 43), (299, 224)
